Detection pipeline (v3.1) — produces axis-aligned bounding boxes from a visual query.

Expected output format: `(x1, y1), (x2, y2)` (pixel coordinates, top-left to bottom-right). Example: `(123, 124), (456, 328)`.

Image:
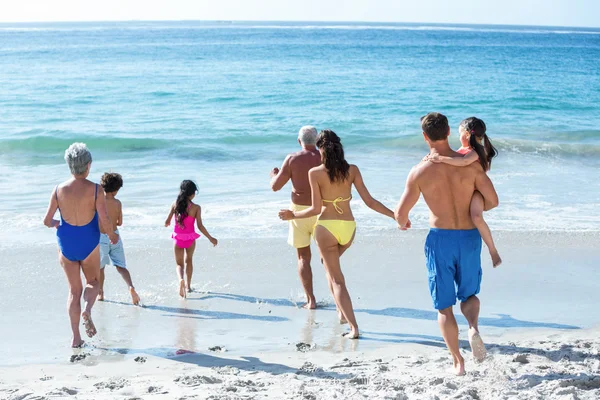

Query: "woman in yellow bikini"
(279, 129), (395, 339)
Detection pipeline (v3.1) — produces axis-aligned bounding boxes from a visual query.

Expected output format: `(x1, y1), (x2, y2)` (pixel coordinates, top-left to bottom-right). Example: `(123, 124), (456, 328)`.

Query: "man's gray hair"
(298, 125), (318, 145)
(64, 142), (92, 176)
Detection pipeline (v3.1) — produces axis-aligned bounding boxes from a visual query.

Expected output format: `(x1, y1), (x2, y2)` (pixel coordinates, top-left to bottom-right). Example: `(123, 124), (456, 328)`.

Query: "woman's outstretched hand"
(399, 219), (412, 230)
(278, 209), (294, 221)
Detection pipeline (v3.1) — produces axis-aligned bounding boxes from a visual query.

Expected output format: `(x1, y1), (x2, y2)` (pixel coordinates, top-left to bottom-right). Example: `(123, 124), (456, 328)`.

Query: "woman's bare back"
(313, 165), (357, 221)
(56, 179), (97, 226)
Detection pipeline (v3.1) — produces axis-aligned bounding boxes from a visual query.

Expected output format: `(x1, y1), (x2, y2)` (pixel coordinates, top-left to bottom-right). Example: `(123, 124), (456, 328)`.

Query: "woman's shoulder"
(308, 164), (327, 175)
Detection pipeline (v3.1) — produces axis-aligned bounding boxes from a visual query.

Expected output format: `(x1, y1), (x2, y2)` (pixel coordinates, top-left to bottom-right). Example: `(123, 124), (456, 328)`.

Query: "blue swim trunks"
(425, 228), (482, 310)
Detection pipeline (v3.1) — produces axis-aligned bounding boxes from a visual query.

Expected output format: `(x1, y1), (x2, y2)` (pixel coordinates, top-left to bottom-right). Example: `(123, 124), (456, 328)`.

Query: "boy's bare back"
(102, 196), (122, 233)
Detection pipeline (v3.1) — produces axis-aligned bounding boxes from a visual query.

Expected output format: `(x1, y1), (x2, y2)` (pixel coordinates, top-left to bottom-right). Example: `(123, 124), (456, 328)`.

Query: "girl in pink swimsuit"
(165, 180), (218, 298)
(427, 117), (501, 267)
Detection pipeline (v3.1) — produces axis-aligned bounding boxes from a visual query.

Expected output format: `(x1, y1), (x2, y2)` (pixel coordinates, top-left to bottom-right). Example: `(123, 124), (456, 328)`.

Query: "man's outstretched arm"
(270, 155), (292, 192)
(474, 169), (499, 211)
(395, 168), (421, 229)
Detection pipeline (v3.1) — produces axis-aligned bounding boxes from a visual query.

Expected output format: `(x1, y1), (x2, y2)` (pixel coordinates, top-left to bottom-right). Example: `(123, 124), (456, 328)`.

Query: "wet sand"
(1, 231), (599, 399)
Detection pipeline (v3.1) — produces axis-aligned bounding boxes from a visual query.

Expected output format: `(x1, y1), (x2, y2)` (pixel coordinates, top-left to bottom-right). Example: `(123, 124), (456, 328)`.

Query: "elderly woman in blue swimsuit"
(43, 143), (118, 348)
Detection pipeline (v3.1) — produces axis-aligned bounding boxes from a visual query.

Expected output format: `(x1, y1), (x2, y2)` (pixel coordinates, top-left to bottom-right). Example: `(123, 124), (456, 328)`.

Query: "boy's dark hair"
(421, 112), (450, 142)
(101, 172), (123, 193)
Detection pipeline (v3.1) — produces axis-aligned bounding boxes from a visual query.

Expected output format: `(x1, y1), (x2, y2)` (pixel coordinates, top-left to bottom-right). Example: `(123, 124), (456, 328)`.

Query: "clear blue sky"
(1, 0), (599, 28)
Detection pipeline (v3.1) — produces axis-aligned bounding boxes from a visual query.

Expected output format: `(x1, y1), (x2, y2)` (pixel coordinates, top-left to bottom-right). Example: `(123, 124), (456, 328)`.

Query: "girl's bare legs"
(316, 226), (359, 339)
(60, 253), (84, 347)
(80, 246), (101, 338)
(184, 241), (196, 292)
(471, 191), (502, 267)
(174, 244), (186, 298)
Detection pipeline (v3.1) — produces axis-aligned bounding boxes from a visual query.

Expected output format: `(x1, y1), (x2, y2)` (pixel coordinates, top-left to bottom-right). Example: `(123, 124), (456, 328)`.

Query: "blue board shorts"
(425, 228), (482, 310)
(100, 230), (127, 269)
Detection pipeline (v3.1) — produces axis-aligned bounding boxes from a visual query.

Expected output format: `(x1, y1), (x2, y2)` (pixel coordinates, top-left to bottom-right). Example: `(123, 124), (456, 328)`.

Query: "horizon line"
(0, 19), (599, 30)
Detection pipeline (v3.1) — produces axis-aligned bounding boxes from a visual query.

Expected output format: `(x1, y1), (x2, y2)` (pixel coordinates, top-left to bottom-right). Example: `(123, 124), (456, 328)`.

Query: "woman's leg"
(80, 245), (101, 338)
(315, 225), (359, 339)
(174, 243), (186, 298)
(471, 191), (502, 267)
(60, 252), (84, 347)
(184, 241), (196, 292)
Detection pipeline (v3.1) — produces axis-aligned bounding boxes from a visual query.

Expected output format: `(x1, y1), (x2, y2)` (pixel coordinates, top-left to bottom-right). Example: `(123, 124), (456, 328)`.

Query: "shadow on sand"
(102, 300), (288, 322)
(102, 347), (352, 379)
(185, 292), (581, 330)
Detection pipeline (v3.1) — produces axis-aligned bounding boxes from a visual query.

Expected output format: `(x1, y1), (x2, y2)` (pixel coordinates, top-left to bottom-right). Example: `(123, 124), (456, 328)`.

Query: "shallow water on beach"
(1, 21), (600, 245)
(1, 233), (599, 366)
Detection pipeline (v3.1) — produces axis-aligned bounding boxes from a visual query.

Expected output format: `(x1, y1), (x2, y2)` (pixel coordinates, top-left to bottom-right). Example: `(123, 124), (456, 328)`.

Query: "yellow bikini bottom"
(315, 220), (357, 246)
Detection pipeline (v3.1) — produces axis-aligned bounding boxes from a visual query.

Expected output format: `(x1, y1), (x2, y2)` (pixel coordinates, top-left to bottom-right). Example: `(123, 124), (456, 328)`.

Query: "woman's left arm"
(352, 166), (395, 219)
(43, 187), (60, 228)
(279, 169), (322, 220)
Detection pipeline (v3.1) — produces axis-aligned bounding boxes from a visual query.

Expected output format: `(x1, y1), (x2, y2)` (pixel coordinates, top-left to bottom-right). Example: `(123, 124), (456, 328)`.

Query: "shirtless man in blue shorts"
(395, 112), (499, 375)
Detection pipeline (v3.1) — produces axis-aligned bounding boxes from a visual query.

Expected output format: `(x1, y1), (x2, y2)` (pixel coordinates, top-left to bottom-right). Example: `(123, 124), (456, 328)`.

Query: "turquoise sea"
(1, 21), (600, 244)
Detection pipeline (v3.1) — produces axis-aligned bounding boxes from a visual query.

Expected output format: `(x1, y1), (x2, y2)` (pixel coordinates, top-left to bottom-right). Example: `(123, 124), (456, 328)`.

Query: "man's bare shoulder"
(409, 160), (431, 179)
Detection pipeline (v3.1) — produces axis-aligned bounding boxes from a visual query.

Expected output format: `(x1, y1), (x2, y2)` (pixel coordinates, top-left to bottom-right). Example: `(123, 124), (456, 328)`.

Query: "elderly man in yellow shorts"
(270, 126), (321, 309)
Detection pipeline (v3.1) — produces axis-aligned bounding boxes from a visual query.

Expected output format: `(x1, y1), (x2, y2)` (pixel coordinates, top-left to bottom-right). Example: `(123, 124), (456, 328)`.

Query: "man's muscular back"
(413, 150), (488, 230)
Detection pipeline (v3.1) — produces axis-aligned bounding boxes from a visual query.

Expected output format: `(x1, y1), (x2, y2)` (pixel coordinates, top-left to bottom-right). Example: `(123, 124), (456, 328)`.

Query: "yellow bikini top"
(323, 195), (352, 214)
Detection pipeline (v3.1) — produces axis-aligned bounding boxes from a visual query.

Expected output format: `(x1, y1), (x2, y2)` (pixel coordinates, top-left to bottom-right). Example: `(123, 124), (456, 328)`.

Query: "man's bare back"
(271, 149), (321, 206)
(413, 148), (486, 229)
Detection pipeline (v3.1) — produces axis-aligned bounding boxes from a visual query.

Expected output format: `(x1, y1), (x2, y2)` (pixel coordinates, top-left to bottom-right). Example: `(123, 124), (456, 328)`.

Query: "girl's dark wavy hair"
(460, 117), (498, 171)
(175, 180), (197, 226)
(316, 129), (350, 183)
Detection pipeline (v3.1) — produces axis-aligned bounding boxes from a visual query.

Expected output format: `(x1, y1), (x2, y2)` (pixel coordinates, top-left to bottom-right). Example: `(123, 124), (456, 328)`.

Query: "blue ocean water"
(1, 21), (599, 243)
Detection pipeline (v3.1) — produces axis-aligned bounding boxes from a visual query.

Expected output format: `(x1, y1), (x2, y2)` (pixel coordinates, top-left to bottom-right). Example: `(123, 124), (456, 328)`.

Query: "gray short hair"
(298, 126), (317, 145)
(64, 142), (92, 175)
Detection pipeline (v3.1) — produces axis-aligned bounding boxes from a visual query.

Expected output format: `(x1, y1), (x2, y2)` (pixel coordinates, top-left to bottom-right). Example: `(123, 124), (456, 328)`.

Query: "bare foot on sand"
(490, 249), (502, 268)
(179, 279), (187, 298)
(449, 362), (466, 376)
(97, 290), (104, 301)
(469, 328), (487, 362)
(72, 338), (85, 348)
(81, 312), (97, 338)
(337, 310), (348, 324)
(129, 287), (140, 305)
(302, 297), (317, 309)
(342, 328), (360, 340)
(187, 284), (193, 293)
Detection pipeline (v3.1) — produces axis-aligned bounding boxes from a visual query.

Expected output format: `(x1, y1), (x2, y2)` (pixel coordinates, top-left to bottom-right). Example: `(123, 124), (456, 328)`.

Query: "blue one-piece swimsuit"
(56, 184), (101, 262)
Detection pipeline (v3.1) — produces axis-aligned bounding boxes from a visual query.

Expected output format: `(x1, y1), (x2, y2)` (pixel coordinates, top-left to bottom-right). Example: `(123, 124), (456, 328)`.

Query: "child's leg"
(470, 192), (502, 267)
(98, 267), (105, 301)
(174, 244), (186, 298)
(184, 241), (197, 292)
(116, 266), (140, 305)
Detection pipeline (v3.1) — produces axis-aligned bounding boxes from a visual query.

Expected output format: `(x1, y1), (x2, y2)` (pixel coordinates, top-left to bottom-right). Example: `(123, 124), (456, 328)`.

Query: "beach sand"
(1, 231), (599, 399)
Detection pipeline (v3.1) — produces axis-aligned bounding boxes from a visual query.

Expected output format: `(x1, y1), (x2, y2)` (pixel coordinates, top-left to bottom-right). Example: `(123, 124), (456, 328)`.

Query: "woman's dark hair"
(175, 180), (197, 226)
(460, 117), (498, 171)
(316, 129), (350, 183)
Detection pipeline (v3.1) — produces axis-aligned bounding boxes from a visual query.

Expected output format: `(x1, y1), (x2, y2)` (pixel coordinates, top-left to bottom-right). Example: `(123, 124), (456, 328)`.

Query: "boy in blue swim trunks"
(98, 172), (140, 305)
(395, 113), (499, 376)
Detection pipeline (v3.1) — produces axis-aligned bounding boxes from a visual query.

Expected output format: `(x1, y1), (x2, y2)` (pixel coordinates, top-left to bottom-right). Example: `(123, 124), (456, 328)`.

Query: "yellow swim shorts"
(287, 203), (317, 249)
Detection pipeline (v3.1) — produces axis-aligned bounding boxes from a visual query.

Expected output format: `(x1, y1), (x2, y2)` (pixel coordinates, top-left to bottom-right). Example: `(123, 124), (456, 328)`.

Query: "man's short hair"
(298, 125), (318, 145)
(101, 172), (123, 193)
(421, 112), (449, 142)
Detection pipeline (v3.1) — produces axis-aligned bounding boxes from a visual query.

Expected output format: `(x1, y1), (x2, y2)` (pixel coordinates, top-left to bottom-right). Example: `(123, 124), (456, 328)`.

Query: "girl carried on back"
(427, 117), (501, 267)
(165, 180), (218, 298)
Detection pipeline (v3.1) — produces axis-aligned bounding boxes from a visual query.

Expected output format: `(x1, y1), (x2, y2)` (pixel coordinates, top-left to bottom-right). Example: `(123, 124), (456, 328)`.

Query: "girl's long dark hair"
(175, 180), (197, 226)
(460, 117), (498, 171)
(316, 129), (350, 183)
